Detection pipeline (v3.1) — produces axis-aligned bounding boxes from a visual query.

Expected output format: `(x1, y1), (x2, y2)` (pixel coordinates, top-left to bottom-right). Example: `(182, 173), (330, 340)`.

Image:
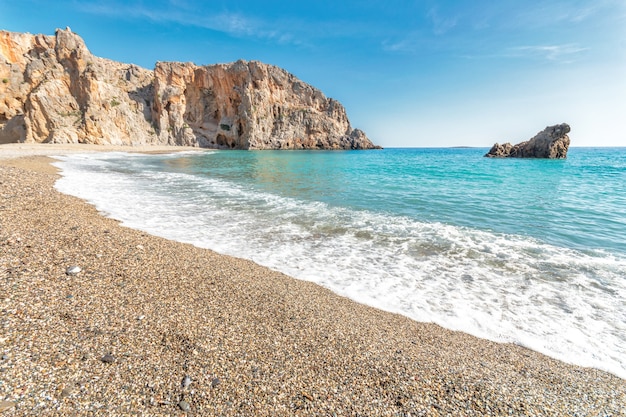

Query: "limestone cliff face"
(485, 123), (571, 158)
(1, 28), (377, 149)
(0, 28), (155, 145)
(153, 61), (375, 149)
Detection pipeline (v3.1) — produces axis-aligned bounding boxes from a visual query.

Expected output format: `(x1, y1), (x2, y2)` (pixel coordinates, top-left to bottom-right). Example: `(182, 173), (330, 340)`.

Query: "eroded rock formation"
(0, 28), (155, 145)
(152, 61), (376, 149)
(485, 123), (571, 158)
(1, 28), (378, 149)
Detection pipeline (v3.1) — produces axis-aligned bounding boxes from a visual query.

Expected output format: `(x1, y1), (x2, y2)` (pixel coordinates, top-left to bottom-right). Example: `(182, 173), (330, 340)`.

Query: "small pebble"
(178, 400), (190, 412)
(1, 354), (8, 361)
(211, 377), (221, 388)
(59, 387), (74, 398)
(100, 354), (116, 364)
(181, 375), (192, 388)
(65, 266), (81, 275)
(0, 401), (16, 412)
(137, 315), (145, 321)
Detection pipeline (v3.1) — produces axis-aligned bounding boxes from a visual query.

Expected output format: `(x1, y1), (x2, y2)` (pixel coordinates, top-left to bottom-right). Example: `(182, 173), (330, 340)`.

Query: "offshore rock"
(485, 123), (571, 158)
(0, 28), (378, 150)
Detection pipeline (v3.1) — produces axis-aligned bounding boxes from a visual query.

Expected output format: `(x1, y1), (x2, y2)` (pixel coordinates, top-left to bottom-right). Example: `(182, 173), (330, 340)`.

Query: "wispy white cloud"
(564, 6), (595, 23)
(496, 0), (624, 30)
(201, 12), (263, 38)
(456, 43), (591, 64)
(427, 7), (458, 35)
(77, 1), (385, 50)
(381, 32), (424, 53)
(507, 44), (589, 62)
(77, 1), (298, 45)
(381, 6), (458, 53)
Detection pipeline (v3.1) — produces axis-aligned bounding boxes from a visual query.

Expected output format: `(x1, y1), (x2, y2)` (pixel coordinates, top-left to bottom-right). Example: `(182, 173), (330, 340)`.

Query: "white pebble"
(65, 266), (81, 275)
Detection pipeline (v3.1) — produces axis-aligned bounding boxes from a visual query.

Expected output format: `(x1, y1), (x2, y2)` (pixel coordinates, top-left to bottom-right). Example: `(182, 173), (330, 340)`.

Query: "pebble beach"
(0, 145), (624, 416)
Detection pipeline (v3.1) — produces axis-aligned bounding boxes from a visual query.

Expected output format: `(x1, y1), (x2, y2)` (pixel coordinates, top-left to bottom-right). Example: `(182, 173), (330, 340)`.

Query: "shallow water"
(53, 147), (626, 378)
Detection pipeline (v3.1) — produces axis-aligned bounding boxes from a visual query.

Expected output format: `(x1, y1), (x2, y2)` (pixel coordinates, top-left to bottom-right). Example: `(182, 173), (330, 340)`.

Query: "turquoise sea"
(53, 148), (626, 379)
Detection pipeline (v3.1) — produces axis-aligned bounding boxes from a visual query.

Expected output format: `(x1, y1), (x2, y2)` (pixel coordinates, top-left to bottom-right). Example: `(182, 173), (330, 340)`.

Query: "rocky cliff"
(1, 28), (378, 149)
(0, 28), (155, 145)
(485, 123), (571, 158)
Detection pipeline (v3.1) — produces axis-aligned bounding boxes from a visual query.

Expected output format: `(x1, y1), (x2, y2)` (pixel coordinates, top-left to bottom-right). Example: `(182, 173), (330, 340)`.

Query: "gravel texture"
(0, 148), (624, 416)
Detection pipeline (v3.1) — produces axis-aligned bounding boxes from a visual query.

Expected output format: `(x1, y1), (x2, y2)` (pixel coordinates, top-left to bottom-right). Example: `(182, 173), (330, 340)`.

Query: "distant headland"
(0, 27), (379, 150)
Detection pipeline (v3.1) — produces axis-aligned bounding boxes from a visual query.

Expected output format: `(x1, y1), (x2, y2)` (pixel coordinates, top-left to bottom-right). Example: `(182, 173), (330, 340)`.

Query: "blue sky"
(2, 0), (625, 147)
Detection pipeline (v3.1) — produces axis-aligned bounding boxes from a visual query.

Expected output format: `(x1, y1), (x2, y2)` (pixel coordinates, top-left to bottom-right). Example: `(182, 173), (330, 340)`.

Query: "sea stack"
(0, 28), (378, 150)
(485, 123), (571, 158)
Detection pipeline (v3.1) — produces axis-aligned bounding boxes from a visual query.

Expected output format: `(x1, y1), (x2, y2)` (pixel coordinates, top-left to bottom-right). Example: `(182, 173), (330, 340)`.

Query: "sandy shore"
(0, 143), (204, 161)
(0, 145), (624, 416)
